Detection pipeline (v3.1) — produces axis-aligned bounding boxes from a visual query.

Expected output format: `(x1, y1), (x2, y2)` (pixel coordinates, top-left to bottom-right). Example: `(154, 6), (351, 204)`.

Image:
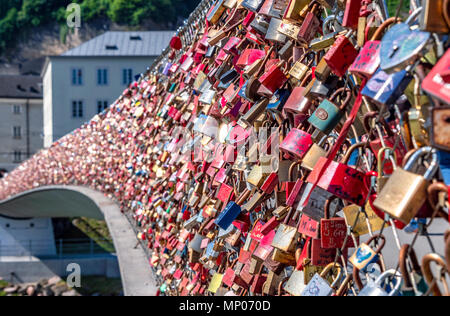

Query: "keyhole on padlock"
(444, 116), (450, 124)
(389, 45), (399, 58)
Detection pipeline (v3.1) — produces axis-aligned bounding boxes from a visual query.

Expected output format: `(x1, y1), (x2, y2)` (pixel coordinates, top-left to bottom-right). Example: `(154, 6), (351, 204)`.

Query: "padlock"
(215, 201), (242, 230)
(301, 133), (337, 171)
(422, 48), (450, 106)
(349, 234), (385, 271)
(399, 244), (428, 296)
(342, 0), (362, 29)
(289, 53), (314, 84)
(283, 0), (310, 22)
(308, 87), (352, 135)
(349, 17), (400, 79)
(320, 196), (349, 249)
(283, 269), (306, 296)
(421, 253), (450, 296)
(314, 56), (332, 82)
(352, 258), (385, 292)
(271, 207), (300, 252)
(361, 68), (413, 107)
(297, 2), (320, 45)
(242, 0), (266, 12)
(380, 8), (431, 74)
(419, 0), (450, 34)
(358, 269), (403, 296)
(374, 147), (439, 224)
(265, 18), (287, 44)
(279, 125), (314, 160)
(307, 142), (370, 206)
(258, 60), (289, 97)
(301, 262), (343, 296)
(283, 71), (313, 118)
(324, 33), (359, 77)
(431, 107), (450, 152)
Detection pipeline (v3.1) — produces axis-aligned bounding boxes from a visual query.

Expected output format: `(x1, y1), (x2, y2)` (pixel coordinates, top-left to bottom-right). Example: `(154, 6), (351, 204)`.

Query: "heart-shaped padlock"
(380, 8), (431, 73)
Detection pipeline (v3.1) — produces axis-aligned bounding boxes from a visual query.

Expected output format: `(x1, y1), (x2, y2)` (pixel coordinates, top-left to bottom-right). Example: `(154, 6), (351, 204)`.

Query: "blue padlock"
(308, 87), (351, 135)
(362, 68), (412, 106)
(266, 89), (291, 113)
(214, 201), (241, 230)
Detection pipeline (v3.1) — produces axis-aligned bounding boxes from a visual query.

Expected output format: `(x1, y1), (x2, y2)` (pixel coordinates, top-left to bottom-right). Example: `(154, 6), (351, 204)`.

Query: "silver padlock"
(358, 269), (403, 296)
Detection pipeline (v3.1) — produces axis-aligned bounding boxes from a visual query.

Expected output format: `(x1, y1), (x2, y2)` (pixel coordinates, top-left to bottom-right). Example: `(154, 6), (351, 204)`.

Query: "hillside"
(0, 0), (201, 75)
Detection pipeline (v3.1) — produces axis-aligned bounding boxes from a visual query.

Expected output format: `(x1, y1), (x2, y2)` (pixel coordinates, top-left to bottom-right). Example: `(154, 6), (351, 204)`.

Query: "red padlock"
(307, 142), (370, 207)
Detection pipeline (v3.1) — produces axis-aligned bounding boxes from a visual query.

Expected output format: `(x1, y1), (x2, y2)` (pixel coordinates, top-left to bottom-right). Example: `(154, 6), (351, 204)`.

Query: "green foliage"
(0, 0), (201, 55)
(387, 0), (410, 17)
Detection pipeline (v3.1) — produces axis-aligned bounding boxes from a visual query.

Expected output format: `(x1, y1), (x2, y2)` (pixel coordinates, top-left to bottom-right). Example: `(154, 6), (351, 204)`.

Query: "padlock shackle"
(323, 195), (339, 220)
(427, 182), (450, 221)
(370, 17), (402, 41)
(300, 70), (313, 87)
(374, 269), (403, 296)
(342, 141), (366, 165)
(377, 147), (397, 177)
(365, 234), (386, 254)
(446, 230), (450, 274)
(288, 161), (301, 182)
(445, 0), (450, 28)
(399, 244), (422, 289)
(352, 258), (384, 290)
(421, 253), (449, 297)
(363, 111), (395, 138)
(277, 276), (289, 296)
(320, 262), (343, 289)
(329, 87), (352, 111)
(404, 146), (438, 180)
(405, 7), (423, 26)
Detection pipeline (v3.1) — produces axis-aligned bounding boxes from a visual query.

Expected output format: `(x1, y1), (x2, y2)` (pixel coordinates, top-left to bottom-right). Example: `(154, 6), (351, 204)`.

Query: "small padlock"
(349, 234), (385, 271)
(308, 87), (352, 135)
(301, 262), (343, 296)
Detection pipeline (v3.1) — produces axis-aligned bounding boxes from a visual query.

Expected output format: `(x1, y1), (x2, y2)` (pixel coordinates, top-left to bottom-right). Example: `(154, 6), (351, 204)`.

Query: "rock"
(38, 279), (48, 286)
(47, 276), (61, 286)
(62, 289), (79, 296)
(3, 286), (18, 294)
(51, 284), (68, 296)
(42, 288), (54, 296)
(26, 286), (36, 296)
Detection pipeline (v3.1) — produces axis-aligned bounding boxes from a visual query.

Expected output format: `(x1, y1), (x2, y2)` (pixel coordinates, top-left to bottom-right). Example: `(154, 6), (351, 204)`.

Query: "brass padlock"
(419, 0), (450, 34)
(373, 147), (439, 224)
(301, 134), (337, 171)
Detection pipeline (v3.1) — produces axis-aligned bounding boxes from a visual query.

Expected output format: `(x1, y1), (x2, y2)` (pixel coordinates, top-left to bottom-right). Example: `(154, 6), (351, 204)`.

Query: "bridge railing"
(0, 238), (115, 260)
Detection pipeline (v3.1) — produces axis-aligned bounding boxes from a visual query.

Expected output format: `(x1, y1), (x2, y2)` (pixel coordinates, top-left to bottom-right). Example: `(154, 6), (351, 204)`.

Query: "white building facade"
(0, 75), (43, 172)
(42, 31), (174, 147)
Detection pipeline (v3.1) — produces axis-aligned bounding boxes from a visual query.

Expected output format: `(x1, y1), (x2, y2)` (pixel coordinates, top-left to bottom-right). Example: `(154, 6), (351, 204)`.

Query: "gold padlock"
(373, 147), (438, 224)
(301, 134), (337, 171)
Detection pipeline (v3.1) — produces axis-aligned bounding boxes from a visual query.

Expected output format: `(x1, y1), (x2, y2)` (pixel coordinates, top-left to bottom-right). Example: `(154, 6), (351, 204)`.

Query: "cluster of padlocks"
(1, 0), (450, 296)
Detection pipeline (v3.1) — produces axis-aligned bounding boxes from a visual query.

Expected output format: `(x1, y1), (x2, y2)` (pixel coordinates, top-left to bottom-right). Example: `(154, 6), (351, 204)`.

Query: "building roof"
(62, 31), (175, 57)
(0, 75), (42, 99)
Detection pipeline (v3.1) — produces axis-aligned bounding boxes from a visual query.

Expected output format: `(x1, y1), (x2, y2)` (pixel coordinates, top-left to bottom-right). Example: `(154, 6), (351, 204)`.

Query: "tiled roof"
(0, 75), (42, 99)
(62, 31), (175, 57)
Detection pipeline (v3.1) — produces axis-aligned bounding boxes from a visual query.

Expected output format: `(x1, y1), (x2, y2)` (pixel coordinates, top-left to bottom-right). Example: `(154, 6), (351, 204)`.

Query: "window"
(13, 151), (22, 163)
(13, 126), (21, 139)
(97, 100), (109, 113)
(72, 101), (84, 118)
(122, 68), (133, 85)
(71, 68), (83, 85)
(12, 105), (21, 114)
(97, 68), (108, 86)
